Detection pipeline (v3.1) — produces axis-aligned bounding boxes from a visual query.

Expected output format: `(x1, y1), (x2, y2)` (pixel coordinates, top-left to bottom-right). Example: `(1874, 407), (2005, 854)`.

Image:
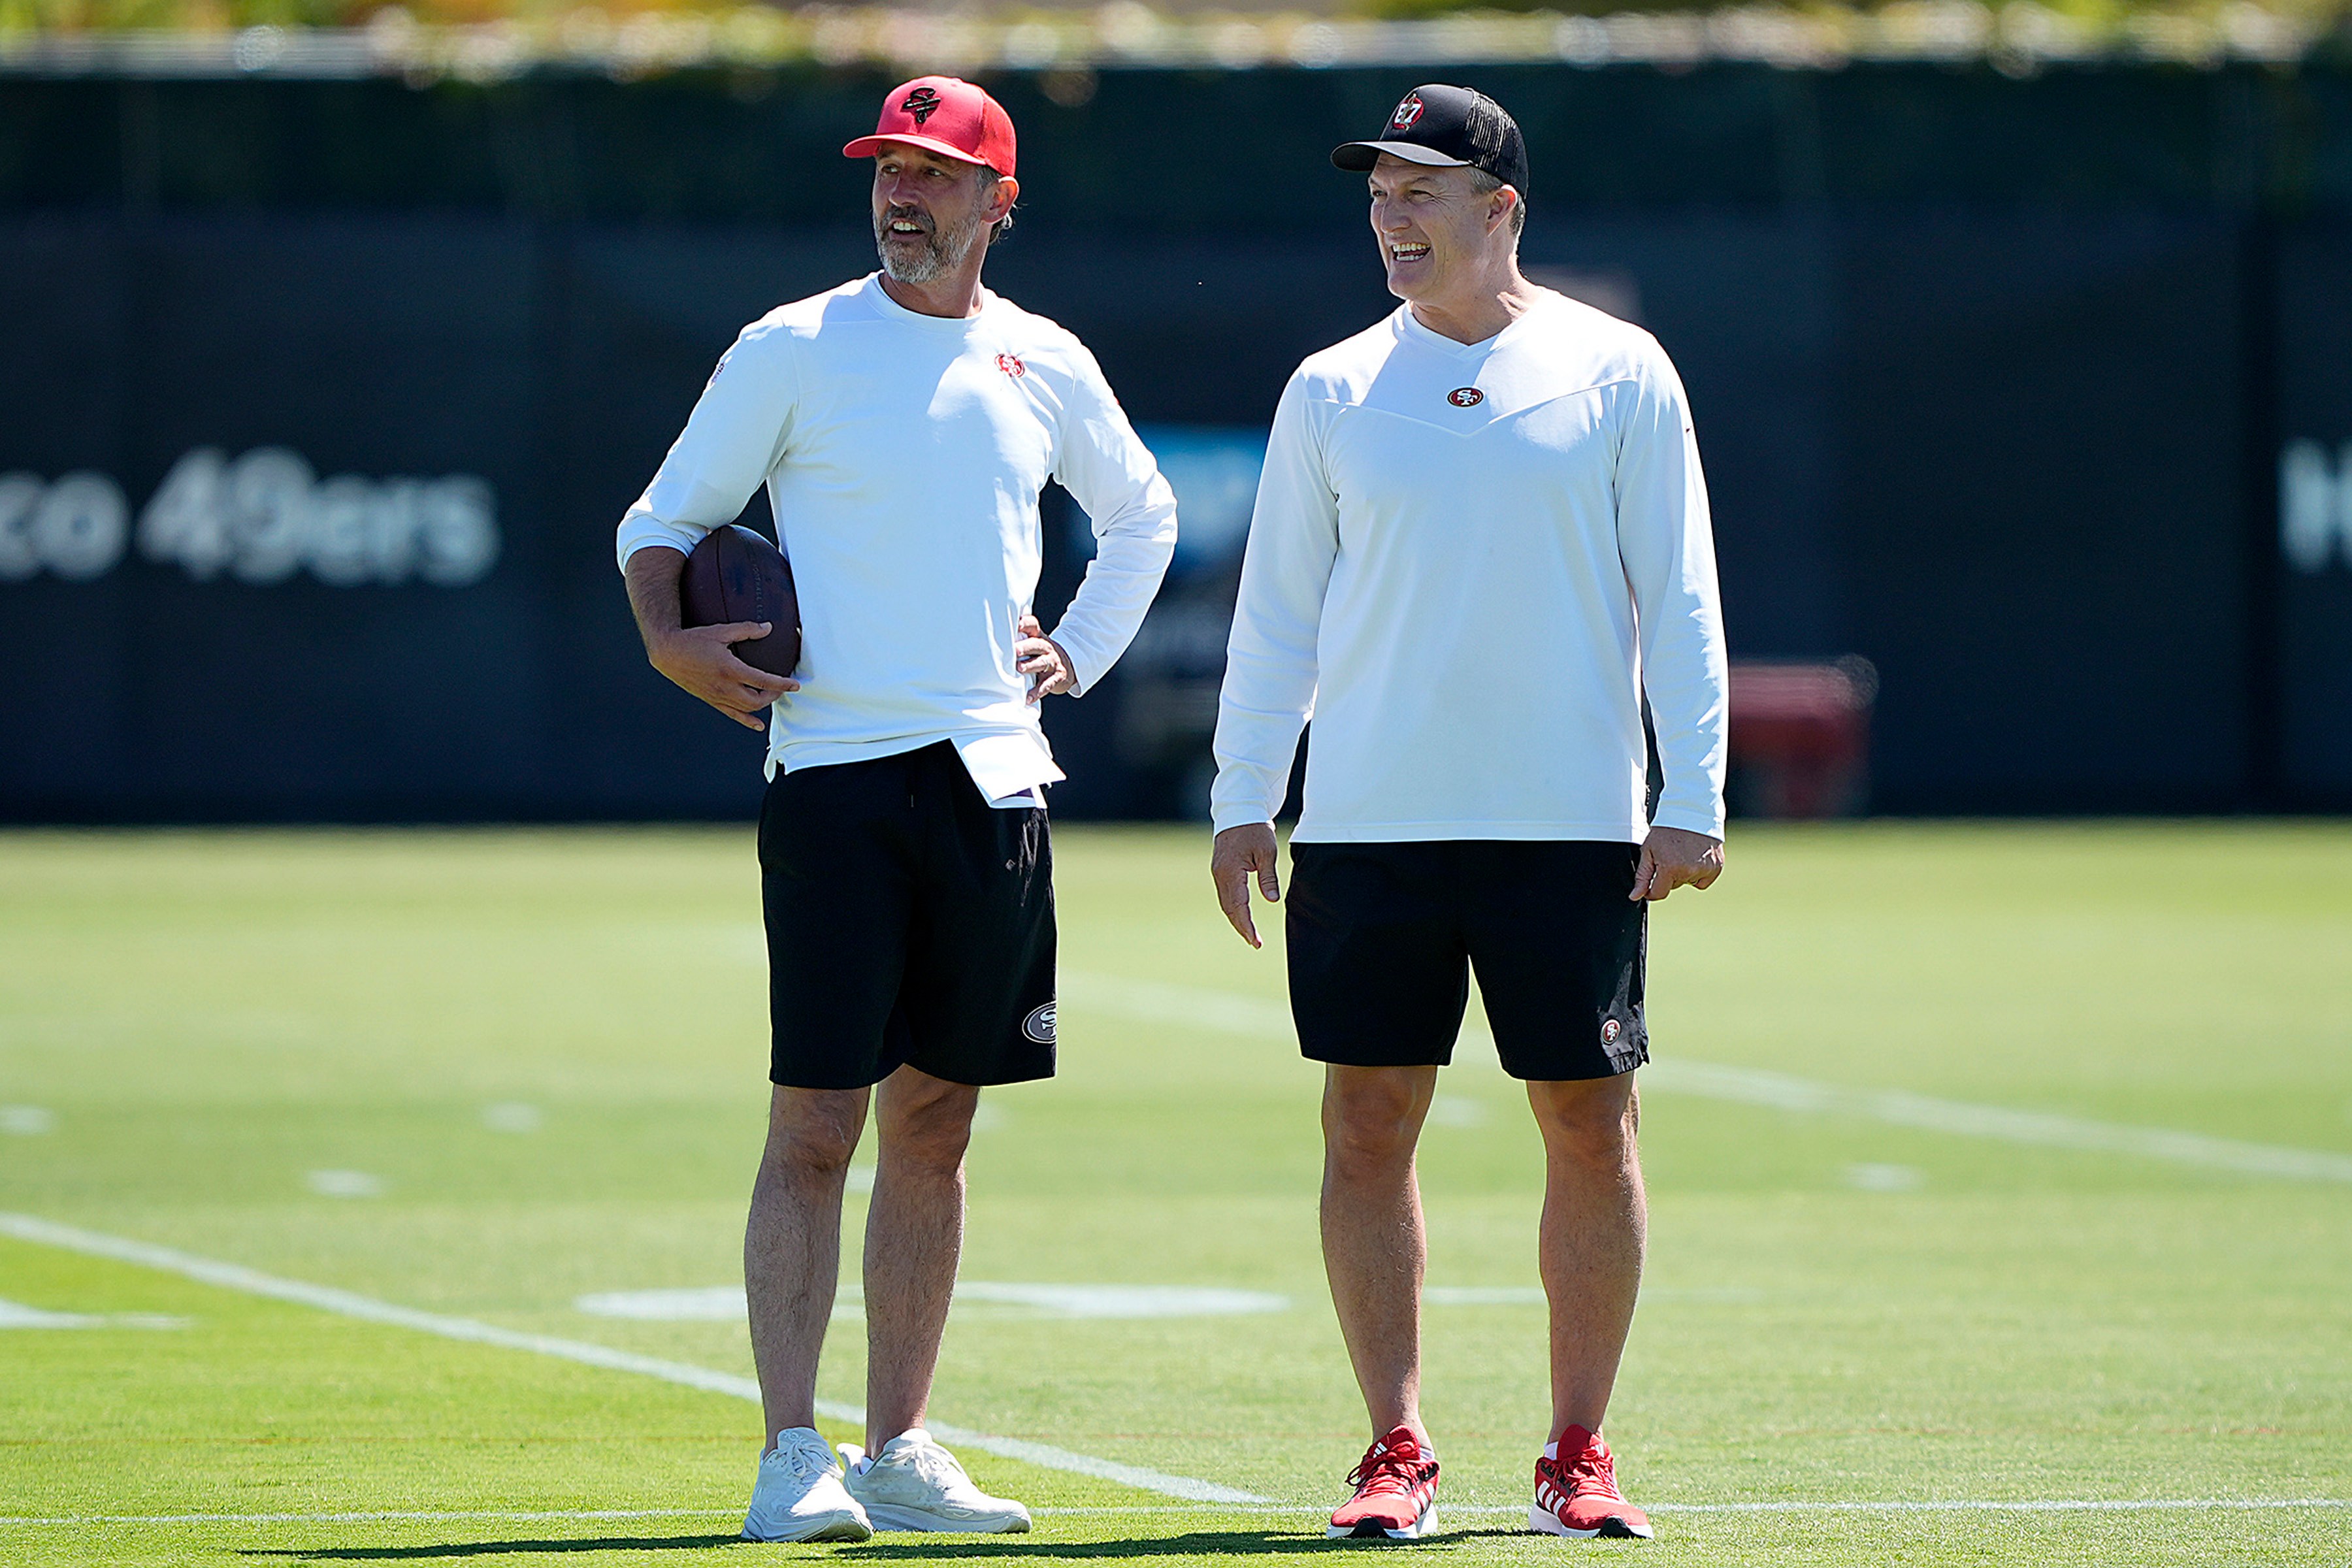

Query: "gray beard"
(876, 208), (986, 284)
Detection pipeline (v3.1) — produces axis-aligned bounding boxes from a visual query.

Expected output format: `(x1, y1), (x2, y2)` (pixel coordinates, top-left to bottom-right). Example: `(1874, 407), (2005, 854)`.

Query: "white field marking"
(0, 1298), (188, 1330)
(481, 1103), (543, 1134)
(846, 1164), (877, 1194)
(1, 1105), (56, 1135)
(1846, 1162), (1926, 1193)
(0, 1510), (744, 1527)
(304, 1169), (384, 1199)
(0, 1212), (1269, 1507)
(575, 1282), (1287, 1322)
(955, 1282), (1288, 1318)
(8, 1498), (2351, 1527)
(1648, 1059), (2352, 1184)
(1426, 1096), (1489, 1128)
(1422, 1285), (1761, 1307)
(1541, 1499), (2352, 1515)
(568, 1284), (863, 1323)
(574, 1286), (743, 1321)
(970, 1100), (1009, 1134)
(1062, 972), (2352, 1185)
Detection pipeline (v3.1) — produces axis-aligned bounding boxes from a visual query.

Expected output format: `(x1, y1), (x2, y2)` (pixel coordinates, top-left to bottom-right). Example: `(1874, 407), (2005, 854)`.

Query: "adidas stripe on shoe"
(1531, 1424), (1653, 1541)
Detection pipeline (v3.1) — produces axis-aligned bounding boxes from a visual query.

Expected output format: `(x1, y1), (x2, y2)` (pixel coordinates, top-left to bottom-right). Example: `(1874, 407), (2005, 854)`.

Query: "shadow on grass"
(838, 1530), (1517, 1558)
(241, 1529), (1518, 1561)
(240, 1536), (745, 1560)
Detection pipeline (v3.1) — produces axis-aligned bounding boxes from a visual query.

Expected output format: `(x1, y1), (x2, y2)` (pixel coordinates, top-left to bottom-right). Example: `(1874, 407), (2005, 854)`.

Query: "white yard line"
(7, 1498), (2347, 1527)
(1645, 1498), (2352, 1514)
(0, 1511), (745, 1527)
(0, 1213), (1266, 1506)
(1062, 972), (2352, 1185)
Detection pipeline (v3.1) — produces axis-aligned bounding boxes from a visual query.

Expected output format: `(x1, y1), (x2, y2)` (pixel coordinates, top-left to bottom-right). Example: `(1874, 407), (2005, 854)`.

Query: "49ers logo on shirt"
(1389, 93), (1427, 133)
(902, 86), (943, 125)
(996, 353), (1026, 378)
(1446, 386), (1485, 407)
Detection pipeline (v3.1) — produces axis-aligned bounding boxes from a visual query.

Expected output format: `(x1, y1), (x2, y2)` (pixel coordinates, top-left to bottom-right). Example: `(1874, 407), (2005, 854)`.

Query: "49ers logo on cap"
(1446, 386), (1484, 407)
(902, 85), (943, 125)
(1389, 93), (1427, 132)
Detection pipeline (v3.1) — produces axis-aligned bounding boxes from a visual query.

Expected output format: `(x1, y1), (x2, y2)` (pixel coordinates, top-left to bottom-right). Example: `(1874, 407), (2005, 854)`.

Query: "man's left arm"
(1026, 346), (1179, 700)
(1614, 341), (1730, 900)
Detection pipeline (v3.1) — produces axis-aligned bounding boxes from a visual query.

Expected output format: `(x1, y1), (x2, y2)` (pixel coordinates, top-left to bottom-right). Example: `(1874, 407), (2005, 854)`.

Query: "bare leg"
(746, 1084), (869, 1450)
(861, 1064), (979, 1452)
(1527, 1073), (1646, 1436)
(1320, 1064), (1439, 1439)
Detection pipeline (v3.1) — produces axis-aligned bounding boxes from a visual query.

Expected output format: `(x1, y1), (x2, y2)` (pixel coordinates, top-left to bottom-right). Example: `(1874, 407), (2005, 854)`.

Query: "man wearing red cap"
(617, 75), (1177, 1542)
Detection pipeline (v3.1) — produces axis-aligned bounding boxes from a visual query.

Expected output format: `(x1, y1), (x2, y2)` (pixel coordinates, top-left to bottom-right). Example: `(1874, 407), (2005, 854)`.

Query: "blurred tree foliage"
(3, 0), (2347, 37)
(0, 0), (706, 27)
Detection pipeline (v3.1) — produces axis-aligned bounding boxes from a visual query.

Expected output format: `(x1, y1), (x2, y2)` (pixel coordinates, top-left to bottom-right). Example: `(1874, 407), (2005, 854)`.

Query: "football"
(679, 523), (800, 678)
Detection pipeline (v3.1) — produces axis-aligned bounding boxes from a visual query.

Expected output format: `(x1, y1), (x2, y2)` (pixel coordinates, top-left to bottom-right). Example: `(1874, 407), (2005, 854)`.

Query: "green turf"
(2, 822), (2349, 1566)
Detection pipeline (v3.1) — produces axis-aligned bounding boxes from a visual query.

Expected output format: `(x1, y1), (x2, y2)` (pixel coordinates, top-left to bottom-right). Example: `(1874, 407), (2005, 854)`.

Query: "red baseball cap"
(843, 76), (1017, 178)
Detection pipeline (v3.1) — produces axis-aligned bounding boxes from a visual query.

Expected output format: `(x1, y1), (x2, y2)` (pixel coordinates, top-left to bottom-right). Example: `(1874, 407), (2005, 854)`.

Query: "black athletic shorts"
(1284, 840), (1648, 1081)
(757, 742), (1056, 1091)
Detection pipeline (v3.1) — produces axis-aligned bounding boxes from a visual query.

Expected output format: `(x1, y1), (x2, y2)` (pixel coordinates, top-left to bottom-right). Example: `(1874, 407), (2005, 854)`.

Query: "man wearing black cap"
(619, 74), (1176, 1543)
(1209, 85), (1729, 1542)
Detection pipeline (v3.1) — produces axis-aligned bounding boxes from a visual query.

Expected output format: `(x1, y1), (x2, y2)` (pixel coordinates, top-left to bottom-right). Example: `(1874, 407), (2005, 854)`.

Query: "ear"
(1488, 184), (1520, 236)
(988, 175), (1021, 223)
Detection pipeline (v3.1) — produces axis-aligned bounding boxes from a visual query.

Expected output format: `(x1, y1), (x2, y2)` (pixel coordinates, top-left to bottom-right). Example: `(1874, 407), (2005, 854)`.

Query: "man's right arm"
(617, 319), (803, 730)
(623, 546), (795, 732)
(1209, 374), (1340, 946)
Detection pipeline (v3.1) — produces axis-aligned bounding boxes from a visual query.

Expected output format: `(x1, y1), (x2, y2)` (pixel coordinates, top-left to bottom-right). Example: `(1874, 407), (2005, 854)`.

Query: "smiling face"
(1367, 154), (1514, 306)
(871, 142), (1009, 285)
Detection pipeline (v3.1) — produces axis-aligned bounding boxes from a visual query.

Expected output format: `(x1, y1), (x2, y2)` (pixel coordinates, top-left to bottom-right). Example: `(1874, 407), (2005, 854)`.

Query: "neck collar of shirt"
(863, 272), (996, 329)
(1396, 294), (1548, 356)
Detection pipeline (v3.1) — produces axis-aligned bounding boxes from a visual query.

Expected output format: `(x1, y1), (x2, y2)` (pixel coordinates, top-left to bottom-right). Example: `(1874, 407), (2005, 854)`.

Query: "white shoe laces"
(902, 1440), (973, 1495)
(774, 1437), (840, 1488)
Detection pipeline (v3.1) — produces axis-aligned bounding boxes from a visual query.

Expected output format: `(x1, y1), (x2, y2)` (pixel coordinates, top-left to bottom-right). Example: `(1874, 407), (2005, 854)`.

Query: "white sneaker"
(742, 1426), (873, 1543)
(838, 1429), (1033, 1533)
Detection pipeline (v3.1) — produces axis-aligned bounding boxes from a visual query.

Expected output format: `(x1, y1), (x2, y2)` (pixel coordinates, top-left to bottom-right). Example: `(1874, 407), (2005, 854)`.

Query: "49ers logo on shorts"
(997, 353), (1026, 378)
(1446, 386), (1485, 407)
(902, 86), (943, 125)
(1389, 93), (1427, 133)
(1022, 1001), (1057, 1044)
(1601, 1018), (1623, 1047)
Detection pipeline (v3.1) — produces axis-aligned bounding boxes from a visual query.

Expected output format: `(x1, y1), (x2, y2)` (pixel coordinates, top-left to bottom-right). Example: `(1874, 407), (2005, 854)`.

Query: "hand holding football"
(681, 524), (801, 678)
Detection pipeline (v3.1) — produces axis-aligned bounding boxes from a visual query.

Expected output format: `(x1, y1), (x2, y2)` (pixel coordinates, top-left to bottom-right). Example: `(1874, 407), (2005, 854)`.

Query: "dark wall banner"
(2279, 224), (2352, 802)
(1835, 209), (2253, 813)
(0, 215), (561, 819)
(0, 203), (2339, 819)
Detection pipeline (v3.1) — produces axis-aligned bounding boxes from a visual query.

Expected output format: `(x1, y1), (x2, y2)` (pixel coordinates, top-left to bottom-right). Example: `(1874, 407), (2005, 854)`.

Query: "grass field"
(3, 821), (2349, 1567)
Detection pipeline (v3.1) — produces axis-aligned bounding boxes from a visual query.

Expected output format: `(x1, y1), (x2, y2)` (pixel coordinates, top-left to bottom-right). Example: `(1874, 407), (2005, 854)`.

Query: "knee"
(1322, 1075), (1428, 1181)
(763, 1091), (864, 1181)
(879, 1088), (977, 1177)
(1532, 1081), (1639, 1172)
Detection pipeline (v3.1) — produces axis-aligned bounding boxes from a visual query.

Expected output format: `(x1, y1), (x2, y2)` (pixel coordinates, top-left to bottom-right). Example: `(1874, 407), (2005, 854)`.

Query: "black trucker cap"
(1331, 84), (1530, 200)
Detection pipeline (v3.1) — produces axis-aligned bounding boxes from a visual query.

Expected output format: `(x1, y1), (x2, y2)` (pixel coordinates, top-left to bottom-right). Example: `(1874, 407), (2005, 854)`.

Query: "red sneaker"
(1326, 1425), (1441, 1539)
(1531, 1425), (1653, 1540)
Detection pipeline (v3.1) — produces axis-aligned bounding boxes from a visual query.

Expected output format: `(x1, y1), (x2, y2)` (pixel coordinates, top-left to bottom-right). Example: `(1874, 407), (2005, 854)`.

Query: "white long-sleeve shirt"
(1211, 291), (1727, 843)
(617, 274), (1177, 802)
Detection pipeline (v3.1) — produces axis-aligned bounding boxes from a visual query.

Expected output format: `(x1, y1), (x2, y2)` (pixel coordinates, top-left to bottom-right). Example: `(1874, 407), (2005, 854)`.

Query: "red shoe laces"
(1349, 1439), (1432, 1496)
(1558, 1442), (1620, 1499)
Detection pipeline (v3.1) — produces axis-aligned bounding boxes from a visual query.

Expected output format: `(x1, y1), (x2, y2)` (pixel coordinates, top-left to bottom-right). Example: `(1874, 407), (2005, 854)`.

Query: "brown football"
(680, 524), (800, 678)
